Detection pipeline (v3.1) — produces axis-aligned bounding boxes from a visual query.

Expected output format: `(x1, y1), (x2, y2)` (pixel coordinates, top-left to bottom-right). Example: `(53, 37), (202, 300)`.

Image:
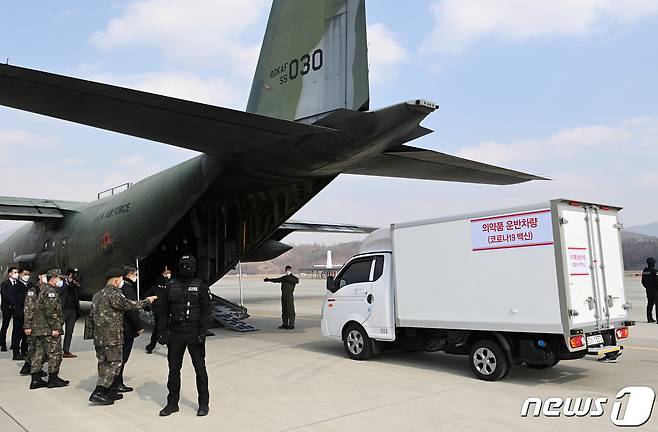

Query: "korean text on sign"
(471, 210), (553, 251)
(567, 248), (590, 276)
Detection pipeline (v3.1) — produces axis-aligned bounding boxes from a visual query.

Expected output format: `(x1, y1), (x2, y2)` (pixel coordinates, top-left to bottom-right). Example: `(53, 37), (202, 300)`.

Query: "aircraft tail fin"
(247, 0), (370, 122)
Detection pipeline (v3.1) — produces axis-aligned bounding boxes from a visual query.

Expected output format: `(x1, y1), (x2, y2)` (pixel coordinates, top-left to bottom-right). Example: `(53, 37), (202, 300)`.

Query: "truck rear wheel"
(343, 324), (373, 360)
(469, 340), (509, 381)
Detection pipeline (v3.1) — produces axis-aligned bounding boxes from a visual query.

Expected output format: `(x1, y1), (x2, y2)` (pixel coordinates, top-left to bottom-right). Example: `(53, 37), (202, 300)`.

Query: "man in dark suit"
(11, 268), (31, 360)
(0, 266), (19, 352)
(59, 268), (81, 358)
(110, 265), (144, 393)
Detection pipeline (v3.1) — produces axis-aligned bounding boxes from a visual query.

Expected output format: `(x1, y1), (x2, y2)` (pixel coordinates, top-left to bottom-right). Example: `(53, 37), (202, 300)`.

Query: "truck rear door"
(558, 202), (627, 331)
(591, 206), (628, 324)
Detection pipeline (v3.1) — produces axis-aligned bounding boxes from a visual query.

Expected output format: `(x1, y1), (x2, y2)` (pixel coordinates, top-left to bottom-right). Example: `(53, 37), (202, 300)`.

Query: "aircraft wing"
(273, 220), (378, 241)
(343, 144), (546, 185)
(0, 196), (85, 221)
(0, 64), (335, 154)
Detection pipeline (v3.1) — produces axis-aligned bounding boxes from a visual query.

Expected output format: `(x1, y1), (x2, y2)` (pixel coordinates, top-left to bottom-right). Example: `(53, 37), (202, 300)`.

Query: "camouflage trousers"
(25, 335), (47, 369)
(95, 345), (123, 388)
(31, 335), (62, 374)
(25, 335), (34, 364)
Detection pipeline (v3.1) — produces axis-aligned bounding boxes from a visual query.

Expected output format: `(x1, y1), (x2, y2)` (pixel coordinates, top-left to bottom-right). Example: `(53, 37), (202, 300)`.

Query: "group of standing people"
(87, 255), (212, 416)
(0, 257), (299, 417)
(0, 257), (212, 416)
(0, 268), (74, 389)
(1, 267), (80, 366)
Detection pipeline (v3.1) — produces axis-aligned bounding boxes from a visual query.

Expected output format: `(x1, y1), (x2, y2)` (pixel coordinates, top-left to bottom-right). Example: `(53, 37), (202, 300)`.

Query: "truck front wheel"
(469, 340), (509, 381)
(343, 324), (373, 360)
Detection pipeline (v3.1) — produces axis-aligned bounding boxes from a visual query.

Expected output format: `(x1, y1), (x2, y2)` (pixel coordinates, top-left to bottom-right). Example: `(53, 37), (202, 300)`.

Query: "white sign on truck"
(321, 199), (634, 381)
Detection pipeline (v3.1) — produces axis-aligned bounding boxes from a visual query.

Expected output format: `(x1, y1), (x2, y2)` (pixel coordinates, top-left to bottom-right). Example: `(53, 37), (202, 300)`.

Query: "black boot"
(197, 405), (209, 416)
(116, 384), (133, 393)
(47, 373), (70, 388)
(89, 386), (114, 405)
(159, 404), (179, 416)
(29, 373), (48, 389)
(19, 362), (31, 376)
(107, 386), (124, 401)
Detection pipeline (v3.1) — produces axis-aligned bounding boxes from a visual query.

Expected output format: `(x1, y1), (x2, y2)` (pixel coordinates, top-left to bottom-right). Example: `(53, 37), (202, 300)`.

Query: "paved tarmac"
(0, 276), (655, 432)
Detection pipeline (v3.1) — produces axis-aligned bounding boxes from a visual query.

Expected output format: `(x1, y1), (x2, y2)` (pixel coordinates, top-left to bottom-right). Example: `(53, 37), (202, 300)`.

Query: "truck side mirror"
(326, 276), (335, 291)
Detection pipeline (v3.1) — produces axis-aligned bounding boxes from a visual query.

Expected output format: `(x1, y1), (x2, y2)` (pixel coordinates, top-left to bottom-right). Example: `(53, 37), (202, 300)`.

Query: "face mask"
(55, 280), (64, 288)
(164, 274), (171, 279)
(286, 271), (292, 275)
(118, 280), (125, 289)
(40, 276), (47, 284)
(9, 273), (18, 280)
(20, 275), (30, 283)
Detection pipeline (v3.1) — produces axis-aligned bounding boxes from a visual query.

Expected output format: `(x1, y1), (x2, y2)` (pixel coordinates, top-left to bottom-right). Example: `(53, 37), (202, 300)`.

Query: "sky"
(1, 0), (658, 245)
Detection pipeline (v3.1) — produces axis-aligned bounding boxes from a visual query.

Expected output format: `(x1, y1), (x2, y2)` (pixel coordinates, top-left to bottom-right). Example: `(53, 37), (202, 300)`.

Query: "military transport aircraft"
(0, 0), (542, 299)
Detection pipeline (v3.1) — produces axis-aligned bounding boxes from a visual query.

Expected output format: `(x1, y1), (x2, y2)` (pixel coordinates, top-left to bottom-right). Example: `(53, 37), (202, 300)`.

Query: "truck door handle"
(367, 294), (374, 304)
(586, 297), (596, 310)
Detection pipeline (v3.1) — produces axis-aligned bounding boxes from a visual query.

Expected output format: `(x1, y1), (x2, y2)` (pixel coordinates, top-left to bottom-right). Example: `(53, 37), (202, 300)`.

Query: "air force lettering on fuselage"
(93, 202), (132, 223)
(270, 49), (324, 86)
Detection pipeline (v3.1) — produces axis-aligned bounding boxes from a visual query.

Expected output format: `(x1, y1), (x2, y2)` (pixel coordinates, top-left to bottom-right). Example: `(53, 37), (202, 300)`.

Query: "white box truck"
(321, 199), (635, 381)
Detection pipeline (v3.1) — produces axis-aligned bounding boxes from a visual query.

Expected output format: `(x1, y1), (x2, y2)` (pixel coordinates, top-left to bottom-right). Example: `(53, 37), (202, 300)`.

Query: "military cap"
(105, 267), (124, 280)
(46, 268), (63, 281)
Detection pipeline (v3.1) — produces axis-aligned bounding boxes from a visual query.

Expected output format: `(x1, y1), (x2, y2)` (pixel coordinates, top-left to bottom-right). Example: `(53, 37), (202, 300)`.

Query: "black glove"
(264, 278), (270, 282)
(158, 331), (170, 345)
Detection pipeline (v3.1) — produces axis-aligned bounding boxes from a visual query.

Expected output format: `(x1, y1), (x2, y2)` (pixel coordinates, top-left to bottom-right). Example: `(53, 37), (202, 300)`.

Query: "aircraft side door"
(325, 257), (375, 337)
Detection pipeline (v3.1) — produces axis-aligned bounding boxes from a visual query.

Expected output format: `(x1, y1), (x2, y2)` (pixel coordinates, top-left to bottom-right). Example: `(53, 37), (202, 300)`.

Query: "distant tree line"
(231, 231), (657, 275)
(233, 242), (362, 275)
(622, 231), (658, 270)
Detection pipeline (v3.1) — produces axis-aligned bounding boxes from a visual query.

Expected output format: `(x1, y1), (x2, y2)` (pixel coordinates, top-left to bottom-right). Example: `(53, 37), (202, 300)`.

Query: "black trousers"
(0, 307), (13, 349)
(111, 335), (134, 388)
(62, 309), (77, 353)
(166, 334), (209, 407)
(647, 289), (657, 321)
(10, 314), (27, 355)
(146, 313), (160, 351)
(281, 289), (295, 327)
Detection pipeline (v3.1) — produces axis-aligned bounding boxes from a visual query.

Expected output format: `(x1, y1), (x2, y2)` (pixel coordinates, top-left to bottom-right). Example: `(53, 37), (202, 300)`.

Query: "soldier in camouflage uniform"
(19, 270), (48, 376)
(27, 269), (69, 390)
(88, 268), (156, 405)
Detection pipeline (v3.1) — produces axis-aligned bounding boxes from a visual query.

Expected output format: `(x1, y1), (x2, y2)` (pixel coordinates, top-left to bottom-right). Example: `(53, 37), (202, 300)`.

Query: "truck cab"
(321, 252), (395, 348)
